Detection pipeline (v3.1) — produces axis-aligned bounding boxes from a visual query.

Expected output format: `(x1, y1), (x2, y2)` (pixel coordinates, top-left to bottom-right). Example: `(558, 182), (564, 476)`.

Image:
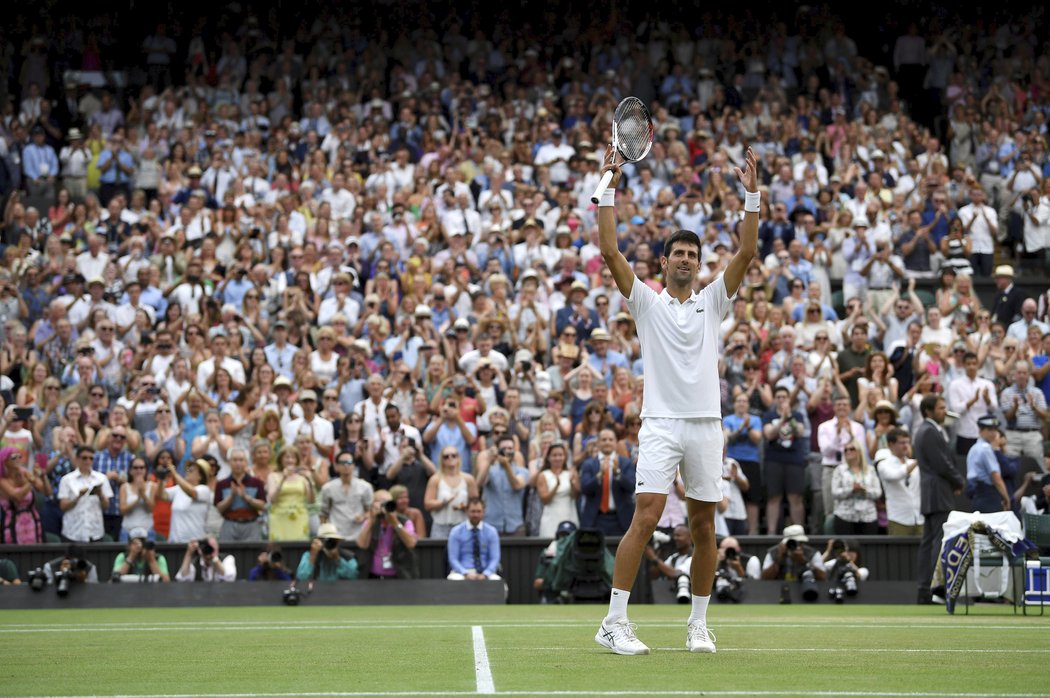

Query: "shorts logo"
(695, 308), (704, 314)
(637, 480), (645, 486)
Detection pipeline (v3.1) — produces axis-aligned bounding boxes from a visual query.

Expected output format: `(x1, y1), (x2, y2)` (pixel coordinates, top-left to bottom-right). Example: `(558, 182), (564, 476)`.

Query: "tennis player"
(594, 146), (759, 655)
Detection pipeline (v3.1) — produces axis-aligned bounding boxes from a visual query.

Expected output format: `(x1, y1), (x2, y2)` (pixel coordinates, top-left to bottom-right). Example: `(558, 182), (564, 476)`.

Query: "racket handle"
(590, 170), (614, 205)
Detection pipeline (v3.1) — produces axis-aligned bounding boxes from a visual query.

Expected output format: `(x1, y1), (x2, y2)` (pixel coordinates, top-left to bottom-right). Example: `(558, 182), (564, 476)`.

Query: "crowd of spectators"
(1, 3), (1050, 589)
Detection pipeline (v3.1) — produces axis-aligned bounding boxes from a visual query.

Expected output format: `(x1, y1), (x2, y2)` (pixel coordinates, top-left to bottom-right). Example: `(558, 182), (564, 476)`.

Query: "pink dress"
(1, 487), (42, 544)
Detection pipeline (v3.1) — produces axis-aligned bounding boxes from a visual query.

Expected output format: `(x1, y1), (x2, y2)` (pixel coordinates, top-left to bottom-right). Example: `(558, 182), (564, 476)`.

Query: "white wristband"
(600, 188), (615, 208)
(744, 191), (761, 213)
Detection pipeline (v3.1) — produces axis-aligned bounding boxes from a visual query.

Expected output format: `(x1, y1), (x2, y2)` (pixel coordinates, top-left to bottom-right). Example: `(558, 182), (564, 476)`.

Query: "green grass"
(0, 604), (1046, 697)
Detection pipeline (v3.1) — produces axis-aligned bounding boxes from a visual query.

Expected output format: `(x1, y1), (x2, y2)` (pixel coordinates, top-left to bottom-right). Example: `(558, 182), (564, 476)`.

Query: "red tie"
(600, 456), (611, 513)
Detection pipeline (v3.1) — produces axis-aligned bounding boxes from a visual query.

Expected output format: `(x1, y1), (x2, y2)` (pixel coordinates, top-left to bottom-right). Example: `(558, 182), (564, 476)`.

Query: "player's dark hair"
(664, 229), (701, 258)
(919, 393), (943, 418)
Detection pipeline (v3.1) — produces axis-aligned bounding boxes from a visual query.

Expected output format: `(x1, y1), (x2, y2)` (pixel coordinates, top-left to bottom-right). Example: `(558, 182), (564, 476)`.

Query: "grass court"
(0, 604), (1046, 697)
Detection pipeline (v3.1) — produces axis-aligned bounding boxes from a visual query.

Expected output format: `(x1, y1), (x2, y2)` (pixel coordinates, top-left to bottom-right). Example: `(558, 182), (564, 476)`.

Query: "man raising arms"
(595, 146), (759, 655)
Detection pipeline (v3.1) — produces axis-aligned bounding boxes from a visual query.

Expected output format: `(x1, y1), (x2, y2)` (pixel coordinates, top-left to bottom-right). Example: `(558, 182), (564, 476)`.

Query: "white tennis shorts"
(636, 417), (724, 502)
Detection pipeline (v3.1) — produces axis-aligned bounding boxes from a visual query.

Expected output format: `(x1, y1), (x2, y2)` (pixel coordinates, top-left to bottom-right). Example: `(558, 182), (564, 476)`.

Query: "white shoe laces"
(610, 620), (643, 645)
(688, 622), (716, 644)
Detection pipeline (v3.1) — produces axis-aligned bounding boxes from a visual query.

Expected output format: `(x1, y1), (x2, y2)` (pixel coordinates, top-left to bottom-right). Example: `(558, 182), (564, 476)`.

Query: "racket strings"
(613, 100), (653, 162)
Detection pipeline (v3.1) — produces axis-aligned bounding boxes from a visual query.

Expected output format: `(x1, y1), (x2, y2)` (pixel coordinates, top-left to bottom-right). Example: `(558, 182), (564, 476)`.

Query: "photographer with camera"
(711, 537), (761, 604)
(175, 535), (236, 582)
(57, 445), (111, 542)
(760, 524), (827, 602)
(356, 489), (419, 579)
(822, 538), (868, 603)
(248, 545), (293, 581)
(296, 522), (359, 581)
(37, 545), (99, 595)
(111, 527), (170, 582)
(645, 525), (694, 604)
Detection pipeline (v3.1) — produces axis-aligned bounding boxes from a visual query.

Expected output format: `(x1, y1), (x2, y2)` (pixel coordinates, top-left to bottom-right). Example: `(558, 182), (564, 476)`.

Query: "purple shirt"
(370, 518), (416, 577)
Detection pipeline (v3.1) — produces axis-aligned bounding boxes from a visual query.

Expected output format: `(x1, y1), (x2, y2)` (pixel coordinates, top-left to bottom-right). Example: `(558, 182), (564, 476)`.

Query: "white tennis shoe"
(595, 619), (651, 655)
(686, 620), (717, 653)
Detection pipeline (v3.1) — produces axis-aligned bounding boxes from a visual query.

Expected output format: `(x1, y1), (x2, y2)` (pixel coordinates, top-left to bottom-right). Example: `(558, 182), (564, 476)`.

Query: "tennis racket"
(590, 96), (654, 204)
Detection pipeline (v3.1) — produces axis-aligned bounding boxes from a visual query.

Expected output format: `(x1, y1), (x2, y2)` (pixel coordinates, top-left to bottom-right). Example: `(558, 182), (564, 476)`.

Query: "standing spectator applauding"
(874, 428), (923, 536)
(1000, 363), (1048, 461)
(947, 351), (998, 455)
(58, 445), (111, 542)
(214, 447), (267, 541)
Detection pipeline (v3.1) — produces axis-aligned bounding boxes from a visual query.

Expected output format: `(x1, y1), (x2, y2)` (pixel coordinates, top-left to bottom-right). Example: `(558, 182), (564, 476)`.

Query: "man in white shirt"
(956, 186), (998, 276)
(58, 446), (112, 542)
(195, 332), (246, 392)
(323, 172), (357, 221)
(317, 272), (361, 327)
(594, 148), (759, 655)
(174, 536), (237, 582)
(874, 427), (922, 536)
(947, 351), (998, 456)
(75, 234), (110, 281)
(533, 128), (575, 185)
(1006, 299), (1050, 342)
(168, 260), (209, 315)
(353, 375), (389, 441)
(283, 390), (335, 462)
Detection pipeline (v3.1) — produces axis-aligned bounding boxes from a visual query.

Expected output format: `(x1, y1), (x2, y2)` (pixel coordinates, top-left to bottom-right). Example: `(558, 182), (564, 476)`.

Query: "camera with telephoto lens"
(323, 537), (340, 551)
(674, 573), (691, 604)
(383, 500), (397, 514)
(828, 559), (859, 603)
(282, 586), (301, 605)
(155, 465), (170, 479)
(799, 568), (819, 602)
(714, 564), (743, 603)
(198, 540), (215, 556)
(786, 539), (799, 552)
(143, 539), (156, 551)
(27, 567), (47, 591)
(54, 568), (74, 597)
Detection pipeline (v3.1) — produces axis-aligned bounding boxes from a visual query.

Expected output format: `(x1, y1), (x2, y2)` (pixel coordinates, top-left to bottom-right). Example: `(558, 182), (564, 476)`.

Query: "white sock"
(605, 588), (631, 623)
(688, 594), (710, 625)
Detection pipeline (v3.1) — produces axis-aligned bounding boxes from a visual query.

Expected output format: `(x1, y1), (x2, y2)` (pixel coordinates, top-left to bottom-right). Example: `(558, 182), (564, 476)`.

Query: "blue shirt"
(966, 438), (1000, 485)
(482, 462), (528, 534)
(587, 350), (629, 386)
(93, 449), (134, 515)
(723, 414), (760, 463)
(97, 148), (136, 185)
(22, 143), (59, 180)
(447, 521), (501, 575)
(429, 421), (477, 473)
(1034, 355), (1050, 405)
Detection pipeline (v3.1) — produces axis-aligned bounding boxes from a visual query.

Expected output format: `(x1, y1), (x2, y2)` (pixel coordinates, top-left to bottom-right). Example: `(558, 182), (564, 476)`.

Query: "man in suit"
(914, 394), (966, 604)
(555, 280), (600, 342)
(580, 428), (636, 537)
(991, 265), (1026, 326)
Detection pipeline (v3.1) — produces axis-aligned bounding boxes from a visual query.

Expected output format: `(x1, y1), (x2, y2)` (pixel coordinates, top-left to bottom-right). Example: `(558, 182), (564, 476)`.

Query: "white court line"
(493, 646), (1050, 654)
(472, 626), (495, 694)
(0, 621), (1045, 633)
(13, 691), (1050, 698)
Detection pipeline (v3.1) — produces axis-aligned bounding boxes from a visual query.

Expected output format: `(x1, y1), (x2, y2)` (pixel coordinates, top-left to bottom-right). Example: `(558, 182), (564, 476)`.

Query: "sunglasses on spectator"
(91, 391), (104, 397)
(442, 453), (459, 460)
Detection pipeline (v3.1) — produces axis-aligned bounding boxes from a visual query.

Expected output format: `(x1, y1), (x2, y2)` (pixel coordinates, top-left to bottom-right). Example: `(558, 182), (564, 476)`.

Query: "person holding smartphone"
(57, 445), (111, 542)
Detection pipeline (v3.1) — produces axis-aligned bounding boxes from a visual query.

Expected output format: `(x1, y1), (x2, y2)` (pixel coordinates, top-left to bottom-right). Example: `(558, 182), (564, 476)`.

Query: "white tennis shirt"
(625, 274), (733, 419)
